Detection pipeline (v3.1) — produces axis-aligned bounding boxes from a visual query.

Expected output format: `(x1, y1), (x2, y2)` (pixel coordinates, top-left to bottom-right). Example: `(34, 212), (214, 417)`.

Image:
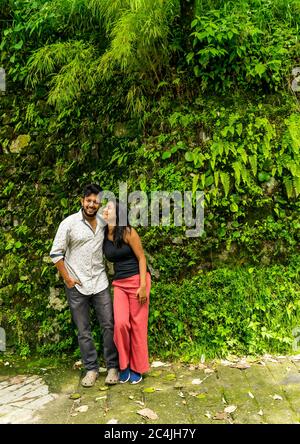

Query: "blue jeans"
(65, 285), (118, 371)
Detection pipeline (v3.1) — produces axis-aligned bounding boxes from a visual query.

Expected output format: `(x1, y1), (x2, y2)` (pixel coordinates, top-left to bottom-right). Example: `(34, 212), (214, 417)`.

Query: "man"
(50, 184), (119, 387)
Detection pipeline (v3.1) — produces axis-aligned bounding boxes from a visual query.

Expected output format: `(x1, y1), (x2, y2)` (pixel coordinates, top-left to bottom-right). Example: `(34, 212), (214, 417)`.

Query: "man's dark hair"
(82, 183), (102, 197)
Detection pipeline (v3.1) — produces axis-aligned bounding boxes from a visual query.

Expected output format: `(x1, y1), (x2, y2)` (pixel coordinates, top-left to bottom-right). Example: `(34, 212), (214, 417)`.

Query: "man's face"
(81, 193), (100, 218)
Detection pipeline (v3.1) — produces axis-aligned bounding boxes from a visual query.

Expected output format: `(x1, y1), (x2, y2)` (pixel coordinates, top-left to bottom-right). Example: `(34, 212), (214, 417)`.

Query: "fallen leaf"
(233, 362), (251, 370)
(198, 363), (207, 370)
(222, 397), (226, 404)
(192, 379), (203, 385)
(73, 360), (83, 370)
(99, 386), (109, 391)
(137, 408), (158, 420)
(182, 400), (187, 405)
(174, 382), (184, 389)
(272, 394), (283, 401)
(178, 391), (185, 398)
(70, 413), (78, 417)
(263, 354), (278, 363)
(151, 361), (170, 368)
(128, 395), (134, 400)
(226, 354), (240, 362)
(205, 411), (212, 419)
(95, 396), (107, 401)
(189, 365), (196, 371)
(246, 356), (260, 363)
(196, 393), (207, 399)
(135, 401), (145, 406)
(204, 368), (214, 374)
(143, 387), (156, 393)
(164, 374), (176, 381)
(224, 405), (237, 414)
(213, 411), (228, 420)
(222, 358), (251, 369)
(220, 359), (232, 366)
(75, 405), (89, 413)
(258, 410), (264, 416)
(107, 419), (118, 424)
(69, 393), (81, 400)
(149, 370), (162, 377)
(248, 392), (255, 399)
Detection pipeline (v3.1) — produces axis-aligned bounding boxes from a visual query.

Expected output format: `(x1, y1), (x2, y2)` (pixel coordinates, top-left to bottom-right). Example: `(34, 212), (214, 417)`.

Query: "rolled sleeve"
(50, 219), (70, 264)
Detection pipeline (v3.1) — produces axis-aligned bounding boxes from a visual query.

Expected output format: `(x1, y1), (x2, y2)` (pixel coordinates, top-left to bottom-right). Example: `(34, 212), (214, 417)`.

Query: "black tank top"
(103, 238), (140, 280)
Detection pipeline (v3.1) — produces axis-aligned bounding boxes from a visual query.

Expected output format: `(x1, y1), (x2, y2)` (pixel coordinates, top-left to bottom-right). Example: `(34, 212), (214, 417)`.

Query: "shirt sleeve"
(50, 219), (70, 264)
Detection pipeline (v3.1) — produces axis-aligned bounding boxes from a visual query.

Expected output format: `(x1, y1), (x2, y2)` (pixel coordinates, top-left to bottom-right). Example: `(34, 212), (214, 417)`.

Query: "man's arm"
(50, 219), (81, 288)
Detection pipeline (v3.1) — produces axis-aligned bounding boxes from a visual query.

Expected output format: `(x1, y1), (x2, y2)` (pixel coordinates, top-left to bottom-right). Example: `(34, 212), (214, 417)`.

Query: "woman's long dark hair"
(104, 199), (131, 248)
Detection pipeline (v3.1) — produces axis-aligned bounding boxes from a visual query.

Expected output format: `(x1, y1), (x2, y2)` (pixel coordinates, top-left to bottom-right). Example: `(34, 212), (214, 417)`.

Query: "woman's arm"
(125, 227), (147, 304)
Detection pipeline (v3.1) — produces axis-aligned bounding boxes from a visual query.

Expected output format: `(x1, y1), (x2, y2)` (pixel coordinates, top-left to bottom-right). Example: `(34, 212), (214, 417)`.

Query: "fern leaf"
(238, 147), (247, 164)
(241, 164), (251, 186)
(220, 171), (230, 197)
(283, 176), (294, 199)
(249, 155), (257, 176)
(214, 170), (219, 187)
(293, 176), (300, 197)
(232, 161), (241, 187)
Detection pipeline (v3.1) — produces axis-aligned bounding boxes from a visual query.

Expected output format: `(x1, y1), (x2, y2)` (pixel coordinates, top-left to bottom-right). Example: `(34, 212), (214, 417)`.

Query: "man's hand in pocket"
(65, 277), (82, 289)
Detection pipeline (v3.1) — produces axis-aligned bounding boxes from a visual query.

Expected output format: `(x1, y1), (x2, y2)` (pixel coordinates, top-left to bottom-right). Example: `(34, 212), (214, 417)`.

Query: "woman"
(102, 199), (151, 384)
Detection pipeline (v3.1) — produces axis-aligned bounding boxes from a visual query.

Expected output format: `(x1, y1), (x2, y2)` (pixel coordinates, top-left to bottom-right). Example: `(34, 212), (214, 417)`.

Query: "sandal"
(81, 370), (99, 387)
(105, 368), (119, 385)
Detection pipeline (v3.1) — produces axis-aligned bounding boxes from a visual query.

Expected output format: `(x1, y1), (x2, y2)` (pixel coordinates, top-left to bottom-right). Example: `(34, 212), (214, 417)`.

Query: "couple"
(49, 184), (151, 386)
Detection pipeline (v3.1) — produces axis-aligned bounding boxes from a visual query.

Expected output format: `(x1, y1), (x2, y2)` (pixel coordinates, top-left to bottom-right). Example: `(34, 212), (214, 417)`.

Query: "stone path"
(1, 354), (300, 424)
(0, 374), (55, 424)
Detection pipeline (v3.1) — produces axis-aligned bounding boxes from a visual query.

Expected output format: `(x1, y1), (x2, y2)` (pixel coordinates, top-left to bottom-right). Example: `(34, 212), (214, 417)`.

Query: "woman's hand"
(137, 286), (147, 304)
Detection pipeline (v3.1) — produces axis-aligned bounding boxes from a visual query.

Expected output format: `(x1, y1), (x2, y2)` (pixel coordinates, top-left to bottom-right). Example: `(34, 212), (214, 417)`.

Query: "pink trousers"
(112, 272), (151, 374)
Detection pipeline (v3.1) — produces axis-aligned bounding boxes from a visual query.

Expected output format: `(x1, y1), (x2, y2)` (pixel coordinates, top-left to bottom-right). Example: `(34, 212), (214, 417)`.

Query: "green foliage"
(21, 0), (182, 112)
(149, 257), (300, 360)
(1, 0), (300, 359)
(188, 0), (299, 93)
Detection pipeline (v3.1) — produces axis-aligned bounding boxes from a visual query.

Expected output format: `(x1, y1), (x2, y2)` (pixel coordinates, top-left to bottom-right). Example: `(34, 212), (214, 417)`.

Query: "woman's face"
(103, 201), (116, 225)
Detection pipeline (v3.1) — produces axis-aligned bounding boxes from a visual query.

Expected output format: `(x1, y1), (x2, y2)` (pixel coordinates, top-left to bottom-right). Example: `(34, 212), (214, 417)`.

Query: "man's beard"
(82, 207), (98, 218)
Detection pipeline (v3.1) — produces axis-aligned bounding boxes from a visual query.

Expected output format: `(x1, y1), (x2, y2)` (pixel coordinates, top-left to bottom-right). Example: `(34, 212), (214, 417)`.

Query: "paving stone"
(243, 364), (299, 424)
(0, 375), (56, 424)
(0, 409), (34, 424)
(31, 394), (73, 424)
(0, 404), (15, 416)
(264, 361), (300, 418)
(179, 369), (224, 424)
(214, 365), (263, 424)
(23, 394), (55, 410)
(2, 358), (300, 424)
